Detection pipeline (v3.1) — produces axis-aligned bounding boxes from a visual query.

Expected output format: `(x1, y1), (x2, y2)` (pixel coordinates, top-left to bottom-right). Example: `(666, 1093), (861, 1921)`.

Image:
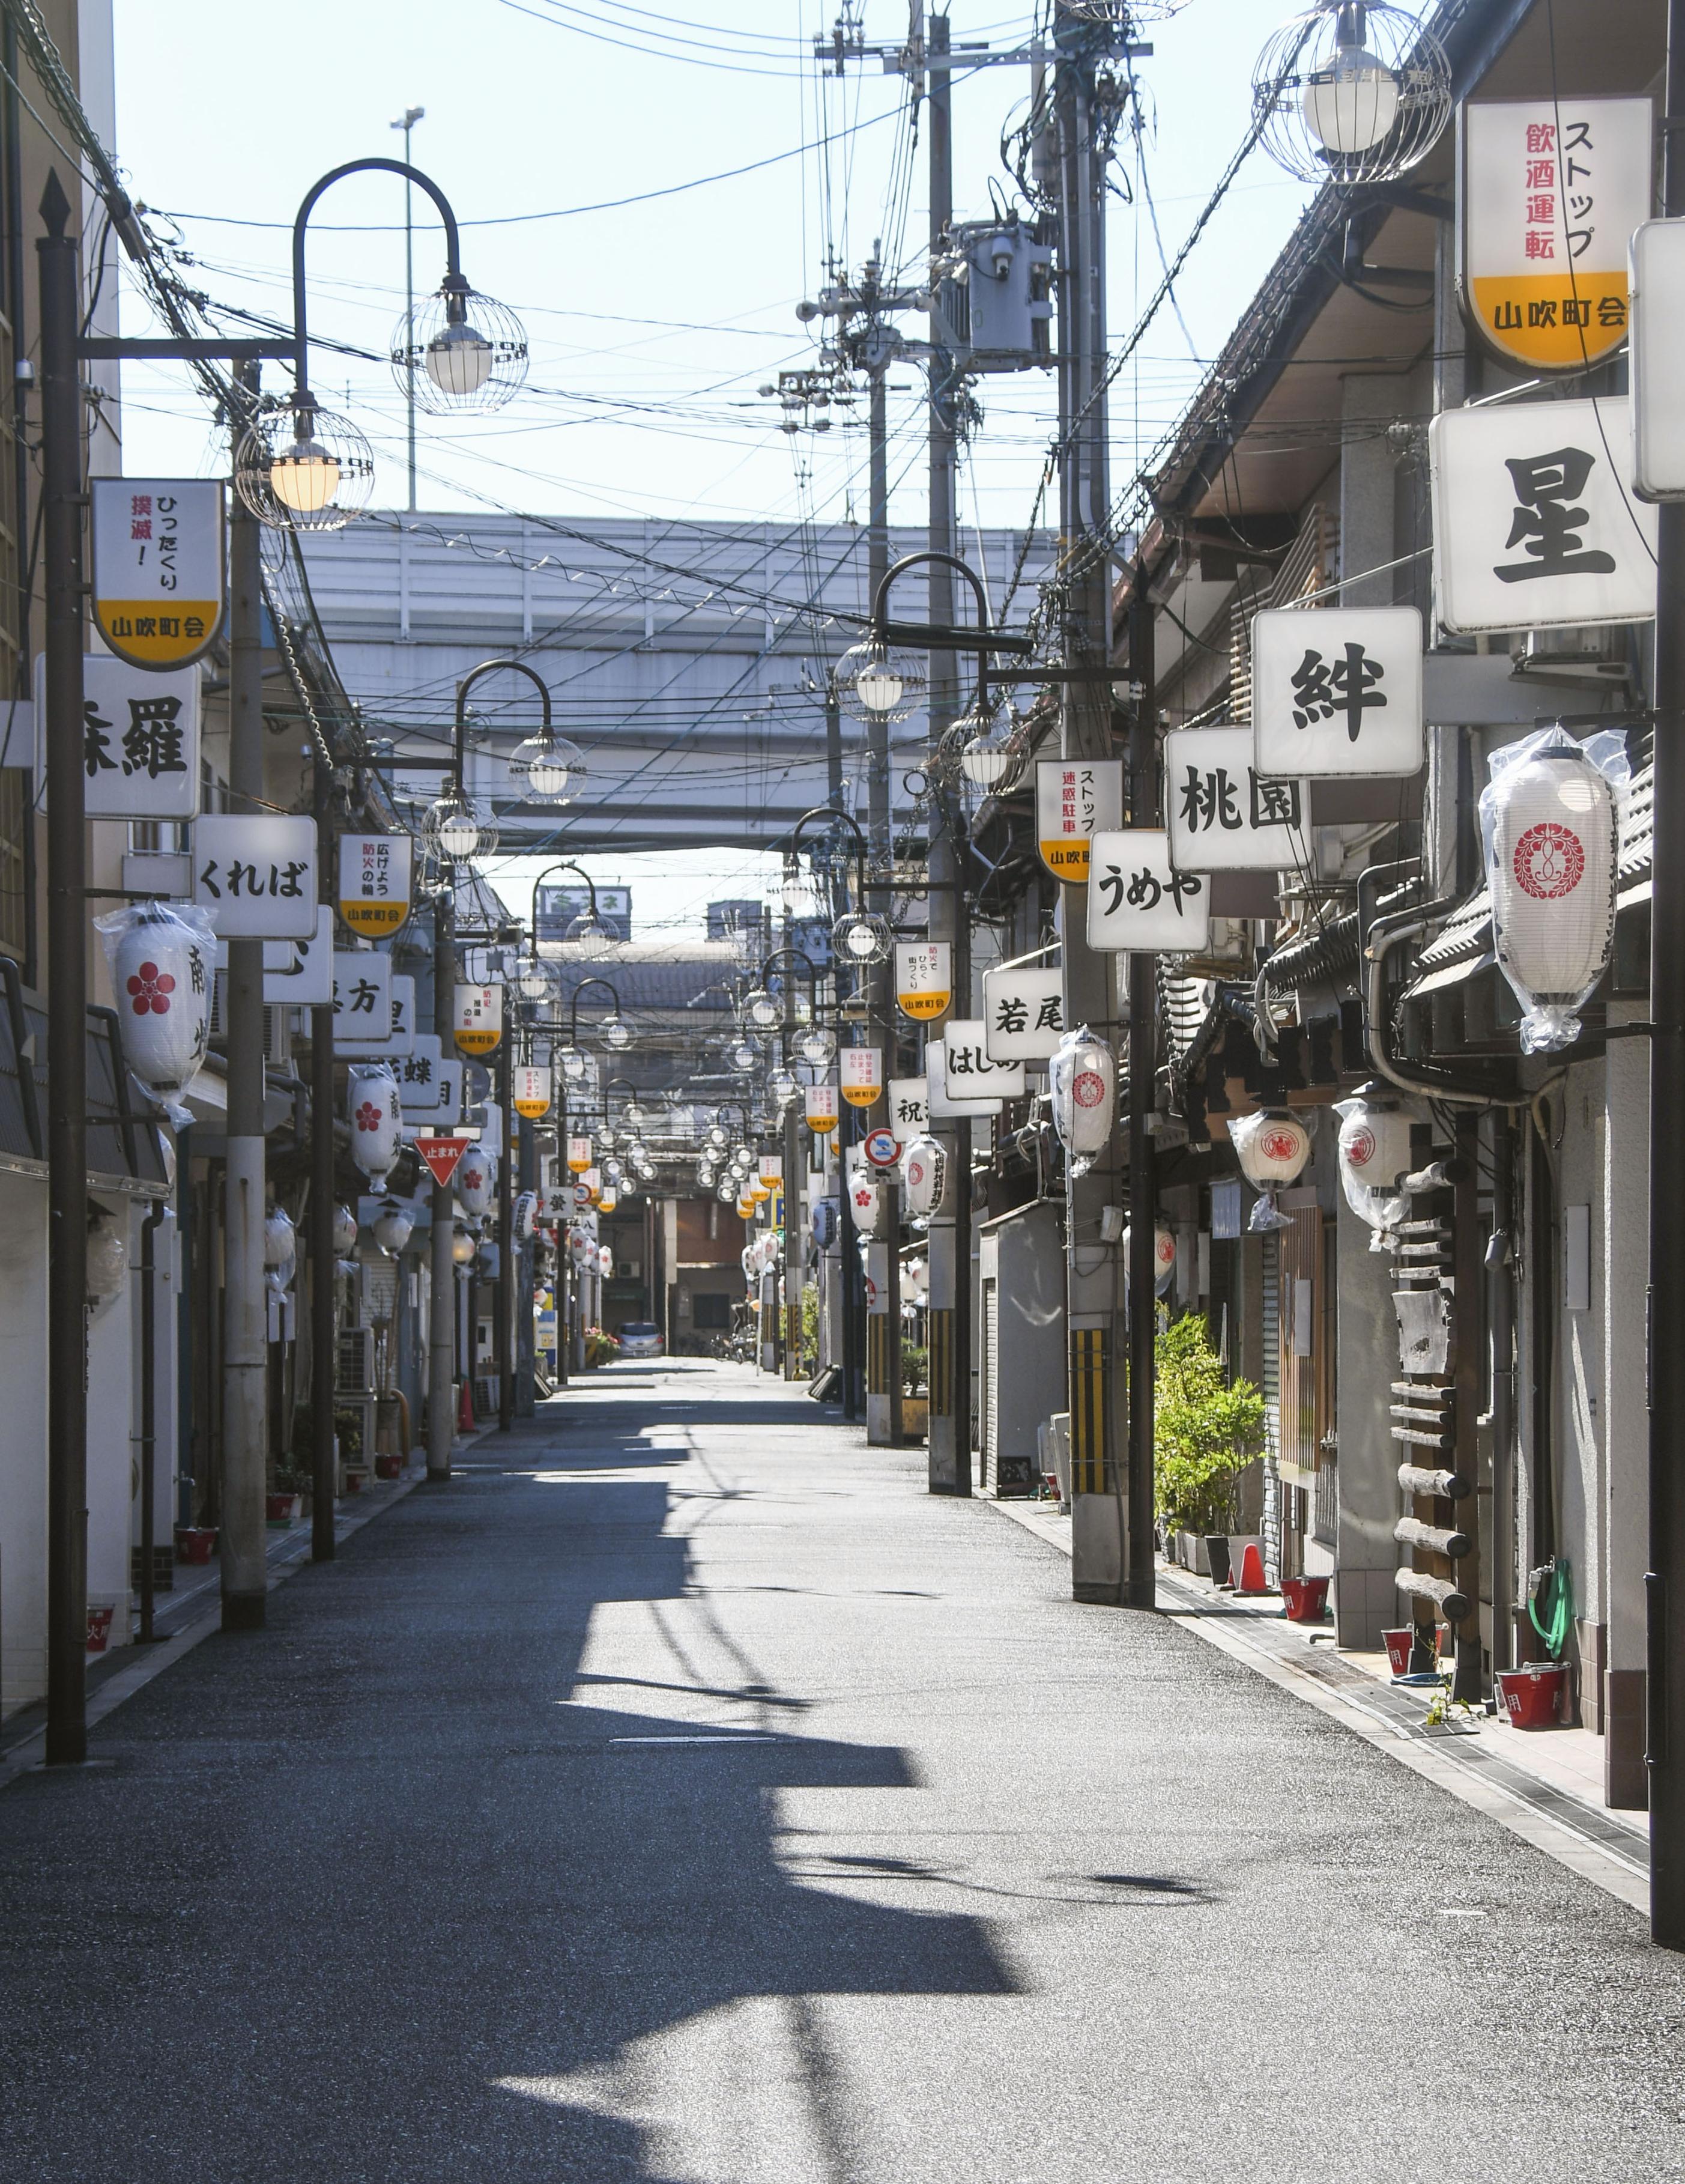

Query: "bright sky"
(108, 0), (1331, 934)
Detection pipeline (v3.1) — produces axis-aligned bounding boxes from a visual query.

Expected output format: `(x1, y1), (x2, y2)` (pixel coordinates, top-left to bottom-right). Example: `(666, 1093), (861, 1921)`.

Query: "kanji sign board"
(886, 1078), (928, 1134)
(91, 479), (223, 669)
(1430, 398), (1657, 633)
(333, 950), (392, 1037)
(1164, 726), (1310, 872)
(396, 1033), (464, 1125)
(1086, 830), (1214, 955)
(193, 814), (318, 938)
(939, 1021), (1026, 1101)
(337, 974), (414, 1060)
(1459, 99), (1652, 373)
(35, 654), (200, 820)
(1630, 218), (1685, 501)
(211, 907), (334, 1009)
(1036, 759), (1123, 882)
(1251, 607), (1424, 778)
(981, 963), (1064, 1062)
(926, 1039), (1005, 1119)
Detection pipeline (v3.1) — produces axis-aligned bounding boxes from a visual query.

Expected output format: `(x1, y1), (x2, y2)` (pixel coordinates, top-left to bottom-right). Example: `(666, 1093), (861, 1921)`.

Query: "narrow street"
(3, 1363), (1682, 2183)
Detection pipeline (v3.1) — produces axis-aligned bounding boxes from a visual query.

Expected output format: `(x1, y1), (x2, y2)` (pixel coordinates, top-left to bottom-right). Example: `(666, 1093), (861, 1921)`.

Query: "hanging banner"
(453, 983), (503, 1056)
(513, 1065), (550, 1119)
(90, 478), (223, 669)
(940, 1019), (1026, 1100)
(982, 963), (1064, 1062)
(1086, 830), (1214, 954)
(805, 1084), (839, 1134)
(193, 813), (318, 939)
(1036, 757), (1123, 881)
(35, 654), (200, 821)
(1430, 398), (1657, 633)
(1459, 98), (1652, 373)
(894, 939), (953, 1021)
(1164, 726), (1310, 872)
(1251, 606), (1425, 778)
(414, 1135), (468, 1189)
(757, 1154), (783, 1185)
(886, 1076), (928, 1135)
(336, 834), (413, 938)
(332, 949), (391, 1038)
(839, 1046), (882, 1108)
(337, 974), (414, 1060)
(1630, 218), (1685, 500)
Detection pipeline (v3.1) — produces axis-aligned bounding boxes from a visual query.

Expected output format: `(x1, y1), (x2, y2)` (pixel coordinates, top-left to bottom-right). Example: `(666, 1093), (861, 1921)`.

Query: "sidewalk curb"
(987, 1497), (1650, 1919)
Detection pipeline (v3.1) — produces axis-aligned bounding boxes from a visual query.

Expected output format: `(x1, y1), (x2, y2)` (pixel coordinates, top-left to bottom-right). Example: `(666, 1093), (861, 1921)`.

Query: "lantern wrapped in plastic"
(347, 1064), (402, 1180)
(901, 1134), (950, 1220)
(1227, 1109), (1312, 1233)
(847, 1173), (882, 1238)
(1333, 1091), (1415, 1249)
(513, 1191), (538, 1241)
(1480, 724), (1626, 1055)
(1123, 1223), (1178, 1294)
(95, 901), (214, 1105)
(264, 1206), (297, 1273)
(456, 1143), (495, 1216)
(331, 1203), (358, 1257)
(1049, 1026), (1115, 1177)
(597, 1245), (613, 1278)
(372, 1198), (415, 1255)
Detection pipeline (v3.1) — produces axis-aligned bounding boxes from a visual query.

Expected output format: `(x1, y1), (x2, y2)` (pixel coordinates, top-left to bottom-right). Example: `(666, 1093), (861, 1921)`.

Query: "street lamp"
(1252, 1), (1453, 185)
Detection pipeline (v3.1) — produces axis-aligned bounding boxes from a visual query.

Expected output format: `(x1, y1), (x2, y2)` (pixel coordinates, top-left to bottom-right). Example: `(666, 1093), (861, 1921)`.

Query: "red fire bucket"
(1382, 1628), (1415, 1678)
(1281, 1576), (1331, 1624)
(375, 1454), (403, 1480)
(174, 1526), (217, 1565)
(85, 1603), (115, 1652)
(1496, 1663), (1567, 1730)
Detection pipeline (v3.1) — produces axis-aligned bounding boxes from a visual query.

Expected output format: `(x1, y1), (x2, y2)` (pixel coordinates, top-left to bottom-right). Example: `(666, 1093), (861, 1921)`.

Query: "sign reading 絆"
(91, 479), (224, 669)
(1250, 606), (1424, 780)
(1036, 758), (1122, 882)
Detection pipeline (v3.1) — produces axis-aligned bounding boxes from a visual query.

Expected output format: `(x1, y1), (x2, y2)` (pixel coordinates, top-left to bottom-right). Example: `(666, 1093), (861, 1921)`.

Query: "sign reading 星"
(1251, 607), (1424, 778)
(1164, 726), (1310, 872)
(982, 963), (1063, 1062)
(1036, 758), (1122, 881)
(91, 479), (224, 669)
(1086, 830), (1213, 955)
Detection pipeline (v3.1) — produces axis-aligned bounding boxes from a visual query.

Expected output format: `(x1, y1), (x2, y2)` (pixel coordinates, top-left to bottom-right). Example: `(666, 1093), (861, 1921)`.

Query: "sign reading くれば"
(193, 813), (318, 939)
(1459, 98), (1653, 374)
(91, 479), (223, 669)
(894, 939), (952, 1021)
(337, 834), (413, 938)
(1036, 758), (1122, 881)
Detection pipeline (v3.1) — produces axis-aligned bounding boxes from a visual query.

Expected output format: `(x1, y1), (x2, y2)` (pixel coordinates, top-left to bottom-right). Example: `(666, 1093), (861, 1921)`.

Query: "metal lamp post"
(758, 947), (823, 1382)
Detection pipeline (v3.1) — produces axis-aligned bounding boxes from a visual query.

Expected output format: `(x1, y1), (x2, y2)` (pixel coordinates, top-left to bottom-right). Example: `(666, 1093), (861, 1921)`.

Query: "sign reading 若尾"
(886, 1078), (928, 1135)
(1164, 726), (1310, 873)
(1086, 830), (1214, 955)
(1430, 398), (1657, 633)
(894, 939), (952, 1021)
(91, 478), (224, 670)
(193, 814), (318, 939)
(336, 834), (412, 938)
(982, 963), (1064, 1063)
(333, 950), (392, 1038)
(36, 655), (201, 821)
(337, 974), (414, 1060)
(1036, 758), (1123, 881)
(1459, 98), (1652, 374)
(1251, 607), (1424, 778)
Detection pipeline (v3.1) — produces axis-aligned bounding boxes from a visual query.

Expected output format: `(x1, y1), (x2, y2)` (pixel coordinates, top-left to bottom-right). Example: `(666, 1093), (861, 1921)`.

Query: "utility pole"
(309, 736), (337, 1561)
(222, 359), (270, 1631)
(390, 105), (425, 514)
(496, 1028), (514, 1432)
(1648, 0), (1685, 1959)
(38, 172), (88, 1760)
(428, 882), (456, 1476)
(1125, 574), (1157, 1609)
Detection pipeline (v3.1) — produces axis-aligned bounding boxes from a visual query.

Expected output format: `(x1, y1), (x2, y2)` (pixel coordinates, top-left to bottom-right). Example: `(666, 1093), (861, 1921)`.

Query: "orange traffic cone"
(458, 1381), (475, 1434)
(1234, 1541), (1269, 1595)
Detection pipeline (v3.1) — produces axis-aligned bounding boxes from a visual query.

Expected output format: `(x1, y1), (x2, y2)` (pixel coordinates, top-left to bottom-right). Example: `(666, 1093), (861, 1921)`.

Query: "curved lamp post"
(758, 945), (824, 1380)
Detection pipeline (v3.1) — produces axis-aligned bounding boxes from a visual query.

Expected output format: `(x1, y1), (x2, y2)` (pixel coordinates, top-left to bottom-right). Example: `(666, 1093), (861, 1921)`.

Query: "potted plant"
(266, 1466), (304, 1525)
(1153, 1313), (1266, 1582)
(900, 1339), (928, 1443)
(582, 1325), (620, 1369)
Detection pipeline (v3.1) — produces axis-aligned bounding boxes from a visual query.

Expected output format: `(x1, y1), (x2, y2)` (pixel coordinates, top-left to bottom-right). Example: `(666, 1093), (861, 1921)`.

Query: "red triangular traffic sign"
(416, 1134), (468, 1188)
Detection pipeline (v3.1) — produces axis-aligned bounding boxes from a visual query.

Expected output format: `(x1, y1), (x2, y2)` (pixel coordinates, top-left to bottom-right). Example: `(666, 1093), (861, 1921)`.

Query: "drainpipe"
(137, 1197), (167, 1643)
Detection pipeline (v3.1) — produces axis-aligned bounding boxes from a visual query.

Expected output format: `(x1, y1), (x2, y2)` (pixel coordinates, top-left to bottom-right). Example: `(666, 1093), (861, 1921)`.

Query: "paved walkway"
(2, 1360), (1683, 2182)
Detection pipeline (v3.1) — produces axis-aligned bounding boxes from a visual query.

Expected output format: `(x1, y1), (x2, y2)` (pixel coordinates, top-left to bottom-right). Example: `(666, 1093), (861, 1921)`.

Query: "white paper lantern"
(1333, 1093), (1415, 1246)
(1049, 1027), (1115, 1175)
(1227, 1108), (1313, 1233)
(331, 1203), (358, 1257)
(97, 902), (214, 1099)
(347, 1065), (402, 1180)
(1123, 1223), (1178, 1294)
(568, 1227), (592, 1267)
(901, 1135), (951, 1219)
(847, 1174), (882, 1237)
(597, 1245), (613, 1277)
(456, 1144), (495, 1216)
(263, 1206), (297, 1272)
(513, 1190), (538, 1240)
(1481, 725), (1623, 1054)
(372, 1198), (415, 1255)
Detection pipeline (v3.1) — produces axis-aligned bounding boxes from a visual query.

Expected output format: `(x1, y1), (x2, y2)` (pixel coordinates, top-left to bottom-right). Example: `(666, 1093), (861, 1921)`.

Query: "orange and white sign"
(894, 939), (952, 1022)
(337, 834), (412, 938)
(1036, 758), (1122, 881)
(566, 1135), (593, 1172)
(805, 1084), (839, 1134)
(1460, 98), (1652, 372)
(757, 1154), (783, 1185)
(513, 1064), (549, 1119)
(453, 983), (502, 1057)
(840, 1046), (882, 1109)
(91, 478), (224, 669)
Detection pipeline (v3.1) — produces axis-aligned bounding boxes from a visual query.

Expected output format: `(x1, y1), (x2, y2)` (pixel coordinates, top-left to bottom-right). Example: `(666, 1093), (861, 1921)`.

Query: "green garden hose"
(1526, 1556), (1572, 1661)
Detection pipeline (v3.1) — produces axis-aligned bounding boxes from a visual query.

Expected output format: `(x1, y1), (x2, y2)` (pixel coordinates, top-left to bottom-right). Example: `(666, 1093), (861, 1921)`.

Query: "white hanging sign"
(1630, 218), (1685, 500)
(894, 939), (952, 1021)
(193, 813), (318, 938)
(942, 1018), (1026, 1100)
(1429, 398), (1657, 633)
(1164, 726), (1310, 872)
(839, 1046), (882, 1108)
(47, 655), (201, 821)
(453, 983), (503, 1057)
(90, 478), (223, 669)
(927, 1039), (1005, 1119)
(886, 1076), (928, 1134)
(981, 964), (1064, 1061)
(333, 950), (392, 1038)
(1036, 757), (1124, 881)
(336, 834), (413, 938)
(1460, 99), (1652, 374)
(212, 904), (333, 1003)
(337, 974), (414, 1059)
(1086, 830), (1214, 954)
(397, 1032), (464, 1125)
(1251, 607), (1425, 778)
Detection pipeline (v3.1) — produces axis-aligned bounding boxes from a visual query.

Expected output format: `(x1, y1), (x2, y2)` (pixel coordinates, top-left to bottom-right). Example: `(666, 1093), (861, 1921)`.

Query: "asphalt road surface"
(3, 1359), (1683, 2182)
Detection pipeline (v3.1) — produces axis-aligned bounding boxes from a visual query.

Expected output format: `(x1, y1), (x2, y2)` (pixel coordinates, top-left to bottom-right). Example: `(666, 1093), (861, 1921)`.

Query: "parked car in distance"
(617, 1322), (663, 1359)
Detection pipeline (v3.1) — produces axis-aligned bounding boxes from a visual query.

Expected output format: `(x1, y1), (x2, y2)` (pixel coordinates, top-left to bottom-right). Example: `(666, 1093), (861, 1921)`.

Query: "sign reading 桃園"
(91, 479), (224, 669)
(1036, 758), (1123, 882)
(1164, 726), (1310, 874)
(1429, 398), (1658, 634)
(1086, 830), (1214, 956)
(1460, 98), (1653, 374)
(193, 814), (318, 939)
(894, 939), (952, 1021)
(37, 654), (201, 821)
(982, 964), (1064, 1063)
(1250, 607), (1424, 779)
(336, 834), (413, 938)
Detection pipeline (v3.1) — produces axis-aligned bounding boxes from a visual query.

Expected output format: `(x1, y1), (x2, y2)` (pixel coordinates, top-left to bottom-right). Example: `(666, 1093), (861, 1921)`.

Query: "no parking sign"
(864, 1126), (901, 1169)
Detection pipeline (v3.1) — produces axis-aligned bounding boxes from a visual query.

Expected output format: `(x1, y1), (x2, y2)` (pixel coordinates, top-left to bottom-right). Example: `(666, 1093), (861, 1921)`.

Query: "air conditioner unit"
(336, 1324), (375, 1398)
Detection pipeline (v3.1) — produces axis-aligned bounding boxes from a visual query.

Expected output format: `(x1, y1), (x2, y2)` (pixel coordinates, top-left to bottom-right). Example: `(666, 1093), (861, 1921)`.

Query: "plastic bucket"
(174, 1526), (217, 1565)
(1281, 1576), (1330, 1624)
(375, 1454), (403, 1480)
(1496, 1663), (1567, 1730)
(1382, 1628), (1414, 1678)
(85, 1602), (116, 1653)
